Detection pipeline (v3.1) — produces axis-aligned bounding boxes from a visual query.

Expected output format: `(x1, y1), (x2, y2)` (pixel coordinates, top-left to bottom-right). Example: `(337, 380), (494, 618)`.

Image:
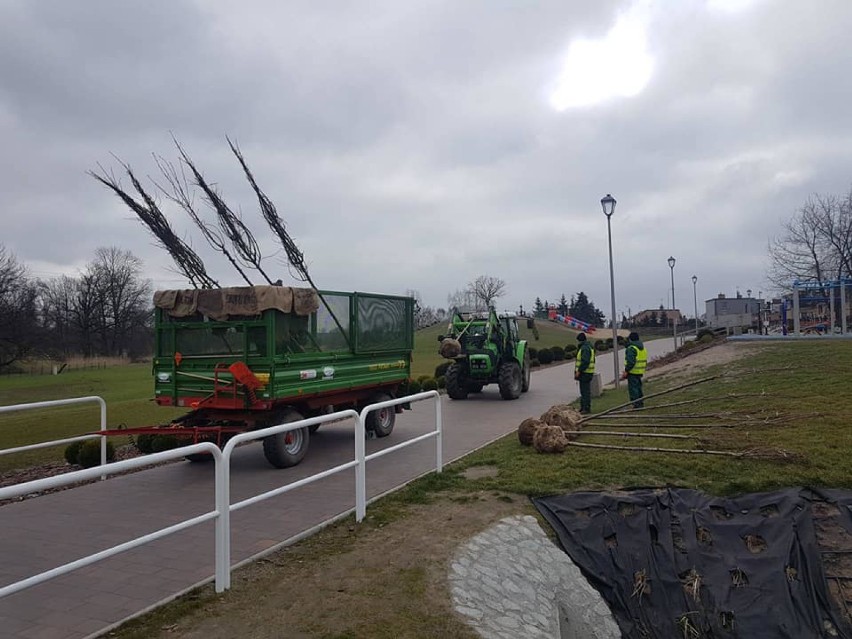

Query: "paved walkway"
(0, 338), (674, 639)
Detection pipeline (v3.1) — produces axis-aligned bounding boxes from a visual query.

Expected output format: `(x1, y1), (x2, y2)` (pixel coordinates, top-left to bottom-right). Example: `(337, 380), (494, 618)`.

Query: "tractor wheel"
(498, 361), (522, 400)
(262, 409), (310, 468)
(365, 392), (395, 438)
(521, 350), (531, 393)
(445, 363), (469, 400)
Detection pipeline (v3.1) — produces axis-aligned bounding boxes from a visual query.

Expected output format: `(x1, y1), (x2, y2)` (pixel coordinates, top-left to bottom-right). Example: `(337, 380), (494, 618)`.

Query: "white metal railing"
(0, 396), (108, 469)
(0, 443), (224, 598)
(0, 391), (443, 597)
(356, 391), (442, 521)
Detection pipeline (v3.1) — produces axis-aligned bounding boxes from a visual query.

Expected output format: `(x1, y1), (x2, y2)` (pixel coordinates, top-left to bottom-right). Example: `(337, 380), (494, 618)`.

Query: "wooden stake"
(578, 431), (698, 439)
(567, 441), (742, 456)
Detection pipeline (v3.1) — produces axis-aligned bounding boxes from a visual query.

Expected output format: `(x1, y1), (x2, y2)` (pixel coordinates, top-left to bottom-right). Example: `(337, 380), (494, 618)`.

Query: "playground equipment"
(791, 278), (851, 336)
(547, 311), (596, 333)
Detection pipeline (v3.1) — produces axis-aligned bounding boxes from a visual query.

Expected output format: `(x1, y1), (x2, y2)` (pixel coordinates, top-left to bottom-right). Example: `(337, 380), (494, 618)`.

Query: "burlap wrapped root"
(540, 404), (583, 440)
(532, 424), (569, 454)
(518, 418), (543, 446)
(439, 338), (462, 359)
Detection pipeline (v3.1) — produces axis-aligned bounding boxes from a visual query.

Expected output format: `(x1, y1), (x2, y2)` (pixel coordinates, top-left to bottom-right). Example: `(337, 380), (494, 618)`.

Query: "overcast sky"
(2, 0), (852, 320)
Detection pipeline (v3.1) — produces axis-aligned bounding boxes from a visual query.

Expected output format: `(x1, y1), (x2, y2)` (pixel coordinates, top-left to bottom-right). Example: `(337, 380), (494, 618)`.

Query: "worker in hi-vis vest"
(620, 331), (648, 408)
(574, 332), (595, 414)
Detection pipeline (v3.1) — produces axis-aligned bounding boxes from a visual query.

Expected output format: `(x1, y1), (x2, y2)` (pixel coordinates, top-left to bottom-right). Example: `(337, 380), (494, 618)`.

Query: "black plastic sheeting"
(533, 487), (852, 638)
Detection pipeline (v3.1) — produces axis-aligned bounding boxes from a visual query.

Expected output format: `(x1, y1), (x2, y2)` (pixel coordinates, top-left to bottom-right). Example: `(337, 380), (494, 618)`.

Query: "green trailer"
(140, 285), (414, 468)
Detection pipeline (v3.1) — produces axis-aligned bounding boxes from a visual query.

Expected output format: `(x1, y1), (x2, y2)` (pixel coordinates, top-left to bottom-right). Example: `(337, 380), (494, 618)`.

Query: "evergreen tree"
(558, 294), (568, 316)
(533, 297), (545, 318)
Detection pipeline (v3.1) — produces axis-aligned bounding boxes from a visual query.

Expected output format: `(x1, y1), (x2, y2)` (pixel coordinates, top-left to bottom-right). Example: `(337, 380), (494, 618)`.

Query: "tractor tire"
(365, 392), (395, 438)
(498, 361), (522, 400)
(521, 350), (531, 393)
(445, 363), (469, 400)
(262, 409), (310, 468)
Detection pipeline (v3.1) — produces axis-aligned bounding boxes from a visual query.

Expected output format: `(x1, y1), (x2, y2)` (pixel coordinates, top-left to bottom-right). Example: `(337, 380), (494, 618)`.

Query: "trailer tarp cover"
(153, 285), (319, 320)
(533, 487), (852, 638)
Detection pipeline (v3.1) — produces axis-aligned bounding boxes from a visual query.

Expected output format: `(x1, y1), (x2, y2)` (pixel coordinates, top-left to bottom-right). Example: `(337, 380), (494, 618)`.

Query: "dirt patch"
(111, 493), (535, 639)
(646, 340), (760, 381)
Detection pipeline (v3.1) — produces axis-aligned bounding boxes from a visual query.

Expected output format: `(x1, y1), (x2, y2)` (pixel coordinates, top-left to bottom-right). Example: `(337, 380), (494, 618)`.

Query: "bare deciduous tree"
(0, 245), (40, 368)
(768, 189), (852, 289)
(467, 275), (506, 311)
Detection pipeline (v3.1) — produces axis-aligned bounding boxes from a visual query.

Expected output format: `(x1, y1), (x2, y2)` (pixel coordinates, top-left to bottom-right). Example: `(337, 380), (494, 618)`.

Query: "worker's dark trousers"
(628, 373), (644, 408)
(578, 372), (593, 413)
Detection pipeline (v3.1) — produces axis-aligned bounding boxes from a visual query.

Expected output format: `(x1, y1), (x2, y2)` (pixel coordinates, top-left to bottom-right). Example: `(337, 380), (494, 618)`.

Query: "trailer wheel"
(262, 409), (310, 468)
(185, 452), (214, 463)
(365, 393), (395, 438)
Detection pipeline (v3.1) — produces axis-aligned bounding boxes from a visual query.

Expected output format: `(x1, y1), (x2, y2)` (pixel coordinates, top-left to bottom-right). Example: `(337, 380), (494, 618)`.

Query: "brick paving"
(0, 341), (673, 638)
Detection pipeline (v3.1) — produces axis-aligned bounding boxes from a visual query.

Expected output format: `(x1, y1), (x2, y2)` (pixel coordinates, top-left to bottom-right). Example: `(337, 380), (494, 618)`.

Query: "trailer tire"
(365, 392), (395, 438)
(498, 361), (522, 400)
(263, 409), (310, 468)
(445, 362), (469, 400)
(185, 452), (214, 463)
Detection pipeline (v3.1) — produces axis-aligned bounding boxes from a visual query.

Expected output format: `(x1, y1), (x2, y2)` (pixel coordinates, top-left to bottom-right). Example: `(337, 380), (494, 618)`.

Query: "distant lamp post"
(667, 256), (677, 349)
(601, 193), (619, 388)
(692, 275), (698, 336)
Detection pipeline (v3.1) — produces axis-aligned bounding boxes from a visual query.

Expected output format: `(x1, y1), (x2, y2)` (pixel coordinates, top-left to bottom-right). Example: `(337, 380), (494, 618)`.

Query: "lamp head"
(692, 275), (697, 284)
(600, 193), (616, 218)
(667, 256), (676, 269)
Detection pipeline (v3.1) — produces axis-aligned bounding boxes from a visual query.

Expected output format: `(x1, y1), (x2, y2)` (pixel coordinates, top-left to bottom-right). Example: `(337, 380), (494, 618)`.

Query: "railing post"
(214, 451), (230, 592)
(435, 393), (443, 473)
(98, 397), (107, 480)
(355, 414), (366, 523)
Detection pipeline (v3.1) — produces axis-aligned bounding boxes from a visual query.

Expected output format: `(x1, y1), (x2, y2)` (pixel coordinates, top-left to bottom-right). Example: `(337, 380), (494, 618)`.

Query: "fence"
(0, 396), (107, 469)
(0, 390), (442, 597)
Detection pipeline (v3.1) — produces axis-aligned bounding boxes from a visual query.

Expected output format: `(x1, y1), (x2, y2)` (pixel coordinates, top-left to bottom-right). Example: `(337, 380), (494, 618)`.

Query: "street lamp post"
(692, 275), (698, 336)
(601, 194), (619, 388)
(668, 256), (677, 350)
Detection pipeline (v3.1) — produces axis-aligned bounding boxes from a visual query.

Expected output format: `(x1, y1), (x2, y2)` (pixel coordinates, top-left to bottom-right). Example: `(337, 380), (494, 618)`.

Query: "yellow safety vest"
(626, 345), (647, 375)
(575, 344), (595, 374)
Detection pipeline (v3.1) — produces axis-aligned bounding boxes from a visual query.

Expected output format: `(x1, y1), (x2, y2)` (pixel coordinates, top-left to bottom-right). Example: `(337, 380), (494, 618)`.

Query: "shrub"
(74, 439), (116, 468)
(605, 338), (614, 348)
(617, 335), (627, 346)
(151, 435), (180, 453)
(699, 333), (714, 344)
(135, 433), (155, 454)
(422, 378), (438, 391)
(434, 362), (451, 378)
(697, 328), (716, 341)
(538, 349), (554, 365)
(550, 346), (565, 361)
(594, 340), (607, 351)
(436, 375), (446, 389)
(531, 358), (541, 368)
(408, 379), (422, 394)
(64, 440), (84, 465)
(417, 375), (431, 385)
(528, 347), (538, 359)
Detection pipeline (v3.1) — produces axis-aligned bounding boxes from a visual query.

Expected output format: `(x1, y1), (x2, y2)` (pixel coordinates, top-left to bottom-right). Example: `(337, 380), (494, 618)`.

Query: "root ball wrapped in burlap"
(517, 418), (543, 446)
(532, 424), (569, 454)
(439, 338), (461, 359)
(540, 404), (583, 431)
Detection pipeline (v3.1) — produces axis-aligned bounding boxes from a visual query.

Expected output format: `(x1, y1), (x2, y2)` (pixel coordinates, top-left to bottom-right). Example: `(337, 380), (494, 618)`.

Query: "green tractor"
(438, 308), (531, 400)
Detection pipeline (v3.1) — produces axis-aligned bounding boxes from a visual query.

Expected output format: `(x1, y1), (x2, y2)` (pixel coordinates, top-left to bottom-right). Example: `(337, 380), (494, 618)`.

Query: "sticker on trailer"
(322, 366), (335, 379)
(300, 370), (317, 380)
